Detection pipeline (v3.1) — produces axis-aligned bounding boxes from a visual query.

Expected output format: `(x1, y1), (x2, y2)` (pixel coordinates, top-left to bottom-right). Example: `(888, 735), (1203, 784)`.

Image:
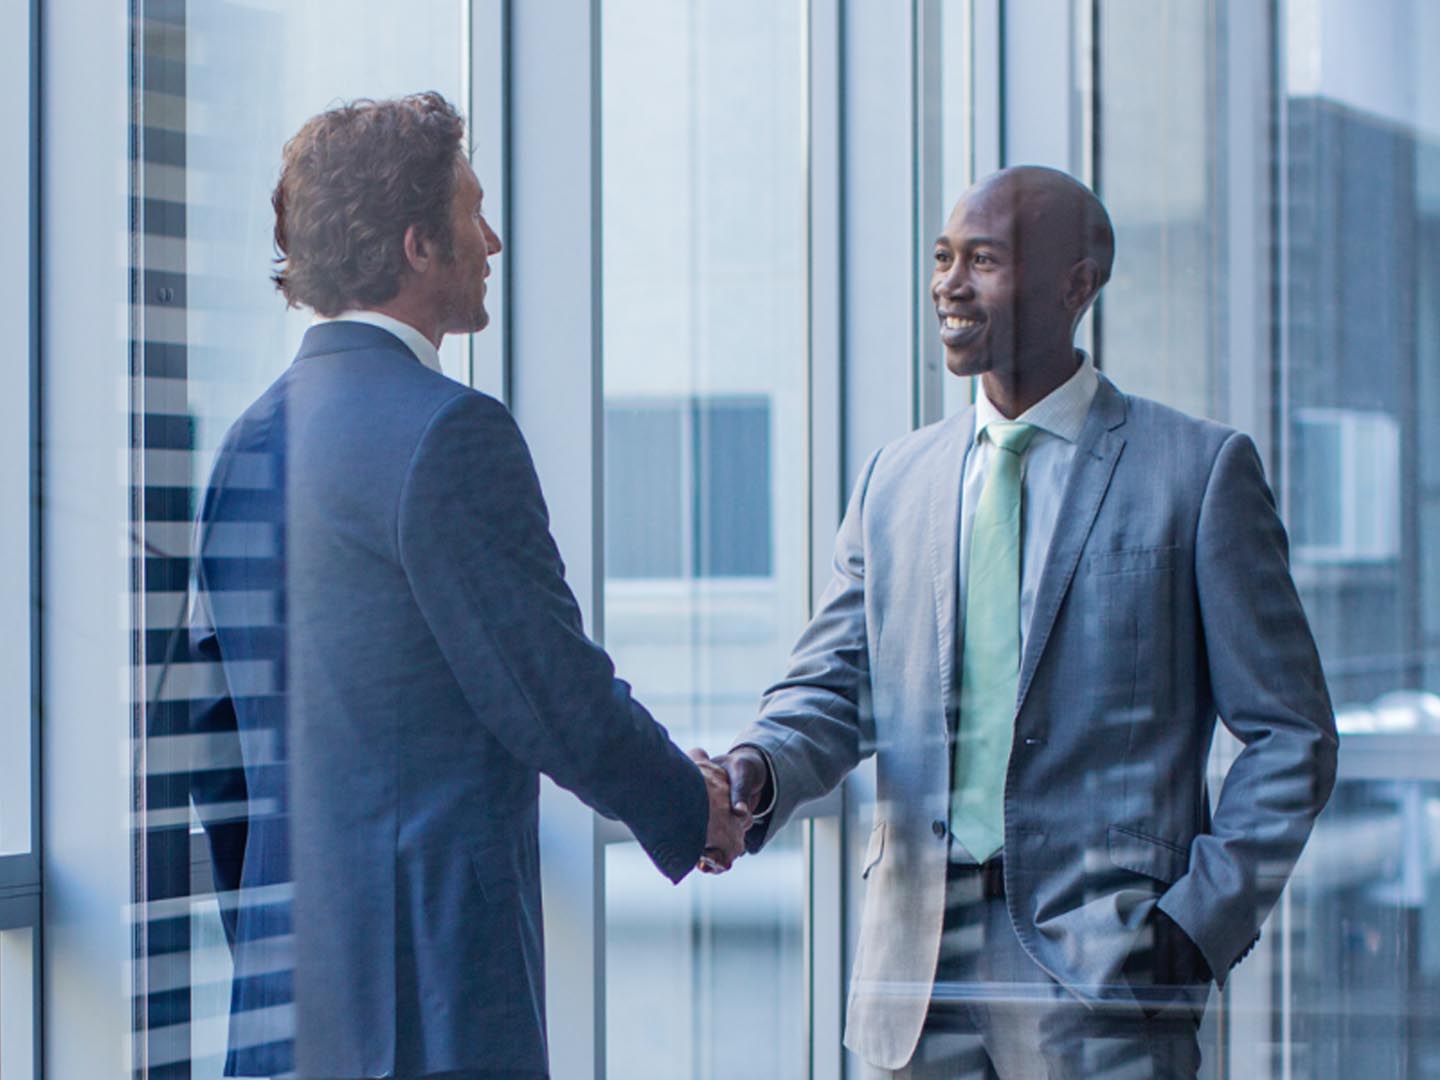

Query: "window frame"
(123, 3), (510, 1078)
(508, 2), (850, 1076)
(0, 0), (43, 1074)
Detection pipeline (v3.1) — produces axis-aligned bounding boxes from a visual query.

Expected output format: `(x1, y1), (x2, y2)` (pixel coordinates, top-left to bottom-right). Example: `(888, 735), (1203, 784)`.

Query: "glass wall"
(937, 0), (978, 420)
(599, 2), (810, 1076)
(1095, 0), (1440, 1074)
(0, 929), (36, 1079)
(1279, 0), (1440, 1074)
(0, 357), (30, 862)
(1097, 0), (1221, 421)
(12, 2), (1440, 1078)
(1, 5), (38, 1076)
(0, 0), (35, 864)
(132, 2), (470, 1076)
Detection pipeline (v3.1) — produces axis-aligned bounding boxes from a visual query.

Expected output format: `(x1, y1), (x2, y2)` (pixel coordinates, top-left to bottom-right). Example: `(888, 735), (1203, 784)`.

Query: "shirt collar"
(312, 310), (443, 374)
(974, 352), (1099, 446)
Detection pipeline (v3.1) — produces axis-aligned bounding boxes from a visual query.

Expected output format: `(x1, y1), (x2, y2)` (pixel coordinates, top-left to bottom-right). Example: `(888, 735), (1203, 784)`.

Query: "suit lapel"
(1015, 377), (1128, 717)
(927, 407), (974, 737)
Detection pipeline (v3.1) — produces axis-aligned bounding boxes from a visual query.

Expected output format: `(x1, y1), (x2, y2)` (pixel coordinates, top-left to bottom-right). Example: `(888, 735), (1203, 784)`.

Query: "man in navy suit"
(189, 92), (747, 1080)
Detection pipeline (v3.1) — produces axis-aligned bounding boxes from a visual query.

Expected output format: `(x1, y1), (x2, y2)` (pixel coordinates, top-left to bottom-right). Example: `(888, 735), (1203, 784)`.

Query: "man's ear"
(1064, 257), (1101, 313)
(402, 224), (431, 275)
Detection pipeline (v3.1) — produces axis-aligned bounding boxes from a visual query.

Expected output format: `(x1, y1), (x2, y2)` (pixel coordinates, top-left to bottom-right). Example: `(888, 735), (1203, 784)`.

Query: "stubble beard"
(441, 275), (488, 336)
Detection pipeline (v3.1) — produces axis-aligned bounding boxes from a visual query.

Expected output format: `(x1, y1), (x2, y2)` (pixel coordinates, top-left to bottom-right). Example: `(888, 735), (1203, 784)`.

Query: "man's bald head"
(931, 166), (1114, 398)
(967, 166), (1115, 286)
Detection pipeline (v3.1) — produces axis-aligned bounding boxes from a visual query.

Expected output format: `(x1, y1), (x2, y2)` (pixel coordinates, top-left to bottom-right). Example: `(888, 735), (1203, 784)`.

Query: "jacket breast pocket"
(1083, 546), (1181, 718)
(861, 822), (886, 880)
(1087, 545), (1178, 577)
(1107, 824), (1189, 885)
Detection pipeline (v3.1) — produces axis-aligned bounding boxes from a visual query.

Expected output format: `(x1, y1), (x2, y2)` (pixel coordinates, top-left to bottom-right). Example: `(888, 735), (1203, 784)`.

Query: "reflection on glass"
(606, 833), (805, 1080)
(0, 0), (32, 863)
(189, 901), (236, 1080)
(1280, 0), (1440, 1073)
(0, 728), (27, 858)
(1098, 0), (1440, 1073)
(1097, 0), (1217, 421)
(1288, 774), (1440, 1075)
(1282, 2), (1440, 707)
(0, 372), (29, 856)
(600, 2), (809, 1076)
(939, 0), (977, 419)
(183, 0), (471, 474)
(133, 3), (466, 1074)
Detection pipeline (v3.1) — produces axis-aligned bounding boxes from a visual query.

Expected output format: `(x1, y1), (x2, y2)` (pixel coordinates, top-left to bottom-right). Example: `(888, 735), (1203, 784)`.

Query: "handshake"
(686, 746), (771, 875)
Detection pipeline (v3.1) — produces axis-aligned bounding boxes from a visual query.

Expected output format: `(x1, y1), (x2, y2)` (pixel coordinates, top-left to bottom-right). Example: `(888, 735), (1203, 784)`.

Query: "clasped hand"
(686, 747), (769, 875)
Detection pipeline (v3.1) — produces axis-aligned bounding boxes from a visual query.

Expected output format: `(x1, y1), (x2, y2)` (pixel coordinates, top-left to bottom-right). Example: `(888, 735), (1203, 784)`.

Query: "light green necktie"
(950, 421), (1036, 862)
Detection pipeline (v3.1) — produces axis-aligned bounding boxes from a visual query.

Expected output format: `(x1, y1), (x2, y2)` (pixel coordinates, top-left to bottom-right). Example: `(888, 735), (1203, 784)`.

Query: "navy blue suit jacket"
(190, 321), (708, 1078)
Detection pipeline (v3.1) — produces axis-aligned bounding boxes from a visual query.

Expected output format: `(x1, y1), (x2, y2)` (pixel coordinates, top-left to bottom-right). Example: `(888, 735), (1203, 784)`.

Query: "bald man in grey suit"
(701, 167), (1337, 1078)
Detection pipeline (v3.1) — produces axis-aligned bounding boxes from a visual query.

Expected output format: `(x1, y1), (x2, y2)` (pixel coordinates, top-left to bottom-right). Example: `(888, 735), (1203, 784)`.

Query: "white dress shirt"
(313, 309), (444, 374)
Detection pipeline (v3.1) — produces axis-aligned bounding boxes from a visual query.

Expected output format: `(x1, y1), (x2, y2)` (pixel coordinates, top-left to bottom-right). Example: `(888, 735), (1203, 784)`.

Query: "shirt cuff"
(731, 742), (778, 820)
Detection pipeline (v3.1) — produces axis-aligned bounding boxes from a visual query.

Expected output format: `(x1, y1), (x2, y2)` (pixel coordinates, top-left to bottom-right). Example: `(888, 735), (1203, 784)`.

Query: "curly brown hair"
(271, 92), (466, 316)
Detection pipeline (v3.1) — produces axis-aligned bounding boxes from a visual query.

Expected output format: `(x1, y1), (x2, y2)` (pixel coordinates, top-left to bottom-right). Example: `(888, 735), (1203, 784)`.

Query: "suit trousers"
(861, 862), (1203, 1080)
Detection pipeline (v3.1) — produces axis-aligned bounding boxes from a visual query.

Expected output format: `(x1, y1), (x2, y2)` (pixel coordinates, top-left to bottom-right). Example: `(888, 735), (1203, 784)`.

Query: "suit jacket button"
(932, 820), (946, 838)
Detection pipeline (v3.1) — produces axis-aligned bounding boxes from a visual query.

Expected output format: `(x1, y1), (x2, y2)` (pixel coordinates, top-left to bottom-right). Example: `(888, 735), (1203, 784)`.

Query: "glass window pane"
(605, 830), (805, 1079)
(938, 1), (977, 419)
(695, 398), (772, 578)
(188, 899), (235, 1080)
(1286, 774), (1440, 1074)
(0, 0), (32, 859)
(0, 928), (36, 1079)
(605, 403), (686, 579)
(1098, 0), (1440, 1073)
(600, 2), (810, 1077)
(133, 2), (468, 1075)
(1281, 0), (1440, 1069)
(1097, 0), (1219, 421)
(0, 652), (28, 858)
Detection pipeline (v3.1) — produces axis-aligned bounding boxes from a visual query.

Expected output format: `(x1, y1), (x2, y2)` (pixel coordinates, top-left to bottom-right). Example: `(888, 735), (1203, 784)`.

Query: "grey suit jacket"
(191, 322), (708, 1078)
(734, 375), (1338, 1070)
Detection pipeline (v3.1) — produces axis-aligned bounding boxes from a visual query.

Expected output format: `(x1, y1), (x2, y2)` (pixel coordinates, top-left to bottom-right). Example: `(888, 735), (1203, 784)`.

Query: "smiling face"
(931, 186), (1022, 379)
(931, 168), (1112, 385)
(434, 156), (502, 335)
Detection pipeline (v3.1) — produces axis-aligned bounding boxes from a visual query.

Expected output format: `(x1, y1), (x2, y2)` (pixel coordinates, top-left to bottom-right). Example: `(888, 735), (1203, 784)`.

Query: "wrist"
(729, 744), (776, 818)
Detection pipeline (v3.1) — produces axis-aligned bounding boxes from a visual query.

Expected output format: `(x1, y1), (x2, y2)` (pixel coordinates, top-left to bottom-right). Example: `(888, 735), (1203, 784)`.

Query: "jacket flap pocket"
(1087, 545), (1178, 576)
(861, 822), (886, 879)
(471, 843), (520, 902)
(1107, 824), (1188, 885)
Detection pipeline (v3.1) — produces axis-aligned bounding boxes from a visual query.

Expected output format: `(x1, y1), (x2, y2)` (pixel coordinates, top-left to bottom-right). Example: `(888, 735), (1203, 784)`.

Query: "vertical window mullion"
(807, 0), (845, 1076)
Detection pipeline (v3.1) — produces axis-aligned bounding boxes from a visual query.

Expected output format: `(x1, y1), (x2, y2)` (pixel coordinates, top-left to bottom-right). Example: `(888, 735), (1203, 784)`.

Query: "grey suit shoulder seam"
(1191, 429), (1261, 579)
(1197, 428), (1248, 501)
(874, 410), (970, 459)
(855, 443), (885, 514)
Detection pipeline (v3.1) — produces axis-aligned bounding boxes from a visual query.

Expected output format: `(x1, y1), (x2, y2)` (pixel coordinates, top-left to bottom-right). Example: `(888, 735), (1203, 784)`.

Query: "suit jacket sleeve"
(396, 391), (708, 883)
(187, 518), (250, 950)
(1156, 431), (1339, 984)
(730, 448), (883, 852)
